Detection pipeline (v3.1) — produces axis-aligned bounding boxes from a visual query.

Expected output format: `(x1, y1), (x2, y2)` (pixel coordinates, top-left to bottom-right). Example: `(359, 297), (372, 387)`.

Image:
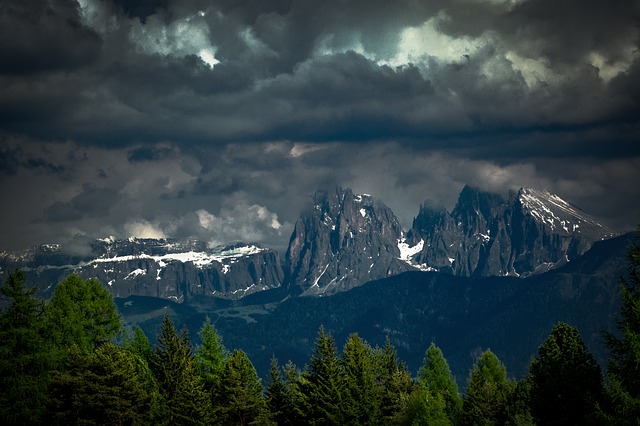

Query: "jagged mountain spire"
(403, 186), (614, 277)
(285, 187), (410, 296)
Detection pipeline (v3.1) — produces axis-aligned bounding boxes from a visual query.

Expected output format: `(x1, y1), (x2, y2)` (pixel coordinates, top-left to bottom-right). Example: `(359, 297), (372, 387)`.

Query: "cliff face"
(285, 188), (412, 295)
(405, 186), (614, 277)
(0, 239), (283, 301)
(0, 185), (617, 301)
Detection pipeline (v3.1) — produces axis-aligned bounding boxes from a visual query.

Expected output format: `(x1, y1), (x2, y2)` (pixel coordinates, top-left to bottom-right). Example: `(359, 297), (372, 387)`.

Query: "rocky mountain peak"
(285, 187), (410, 296)
(402, 186), (614, 277)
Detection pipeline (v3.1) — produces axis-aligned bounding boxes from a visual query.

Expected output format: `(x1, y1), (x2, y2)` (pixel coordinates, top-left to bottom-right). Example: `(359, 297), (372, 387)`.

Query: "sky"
(1, 0), (639, 254)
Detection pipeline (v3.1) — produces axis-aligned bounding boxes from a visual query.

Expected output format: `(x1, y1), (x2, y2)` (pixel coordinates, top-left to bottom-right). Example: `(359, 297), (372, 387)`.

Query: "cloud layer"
(1, 0), (639, 251)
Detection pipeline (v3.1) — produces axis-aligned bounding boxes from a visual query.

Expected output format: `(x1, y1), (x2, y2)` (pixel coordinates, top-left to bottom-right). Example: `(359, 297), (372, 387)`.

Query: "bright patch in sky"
(387, 11), (483, 66)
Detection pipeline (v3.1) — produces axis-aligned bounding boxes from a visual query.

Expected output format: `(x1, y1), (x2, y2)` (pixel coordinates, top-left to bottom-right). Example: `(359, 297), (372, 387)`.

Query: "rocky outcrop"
(0, 238), (283, 301)
(404, 186), (614, 277)
(285, 187), (412, 295)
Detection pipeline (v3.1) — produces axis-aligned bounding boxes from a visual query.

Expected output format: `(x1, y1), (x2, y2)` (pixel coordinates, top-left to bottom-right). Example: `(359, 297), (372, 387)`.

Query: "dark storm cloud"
(44, 185), (118, 222)
(0, 0), (639, 251)
(0, 0), (101, 74)
(1, 0), (638, 155)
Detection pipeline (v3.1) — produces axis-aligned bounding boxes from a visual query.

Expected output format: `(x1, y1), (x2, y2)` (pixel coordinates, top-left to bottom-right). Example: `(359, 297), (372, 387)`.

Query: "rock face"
(285, 187), (412, 295)
(0, 185), (617, 301)
(0, 238), (283, 301)
(404, 186), (615, 277)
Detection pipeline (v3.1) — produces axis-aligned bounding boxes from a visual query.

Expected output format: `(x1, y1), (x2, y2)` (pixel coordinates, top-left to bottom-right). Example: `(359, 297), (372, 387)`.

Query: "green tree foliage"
(342, 333), (381, 425)
(46, 274), (122, 353)
(123, 325), (154, 363)
(48, 343), (157, 425)
(152, 314), (212, 425)
(462, 349), (514, 426)
(263, 357), (295, 425)
(219, 349), (265, 426)
(195, 316), (227, 400)
(529, 322), (604, 426)
(603, 226), (640, 424)
(282, 360), (308, 425)
(401, 385), (451, 426)
(373, 337), (414, 424)
(0, 270), (52, 425)
(418, 343), (462, 424)
(300, 326), (347, 425)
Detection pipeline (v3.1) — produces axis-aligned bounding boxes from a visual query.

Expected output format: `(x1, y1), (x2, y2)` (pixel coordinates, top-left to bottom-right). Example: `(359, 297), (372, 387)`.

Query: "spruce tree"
(152, 314), (212, 425)
(342, 333), (381, 425)
(401, 386), (450, 426)
(0, 270), (52, 425)
(48, 343), (157, 425)
(195, 315), (228, 409)
(373, 337), (414, 423)
(123, 325), (154, 363)
(300, 325), (347, 425)
(529, 322), (604, 426)
(219, 349), (265, 426)
(264, 357), (293, 425)
(418, 343), (462, 424)
(46, 274), (122, 353)
(462, 349), (514, 426)
(603, 226), (640, 424)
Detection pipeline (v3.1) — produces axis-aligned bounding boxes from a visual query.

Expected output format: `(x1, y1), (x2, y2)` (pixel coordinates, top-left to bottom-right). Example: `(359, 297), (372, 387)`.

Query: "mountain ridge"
(0, 185), (616, 300)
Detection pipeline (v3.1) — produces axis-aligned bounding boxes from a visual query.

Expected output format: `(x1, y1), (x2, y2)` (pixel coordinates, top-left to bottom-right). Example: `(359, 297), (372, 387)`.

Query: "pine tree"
(46, 274), (122, 353)
(418, 343), (462, 424)
(462, 349), (514, 426)
(0, 270), (52, 425)
(300, 325), (347, 425)
(264, 357), (293, 425)
(195, 316), (228, 405)
(342, 333), (381, 425)
(373, 337), (414, 423)
(603, 226), (640, 424)
(529, 322), (604, 426)
(152, 314), (212, 425)
(219, 349), (265, 426)
(282, 360), (307, 425)
(123, 325), (154, 363)
(48, 343), (157, 425)
(401, 385), (451, 426)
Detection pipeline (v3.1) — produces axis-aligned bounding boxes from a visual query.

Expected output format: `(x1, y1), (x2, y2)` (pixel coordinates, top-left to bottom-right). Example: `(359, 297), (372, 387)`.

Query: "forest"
(1, 232), (639, 425)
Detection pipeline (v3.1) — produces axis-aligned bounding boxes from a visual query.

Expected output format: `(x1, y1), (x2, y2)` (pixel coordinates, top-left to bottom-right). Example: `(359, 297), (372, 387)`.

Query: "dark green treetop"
(463, 349), (514, 426)
(529, 322), (604, 426)
(0, 270), (53, 425)
(46, 274), (122, 352)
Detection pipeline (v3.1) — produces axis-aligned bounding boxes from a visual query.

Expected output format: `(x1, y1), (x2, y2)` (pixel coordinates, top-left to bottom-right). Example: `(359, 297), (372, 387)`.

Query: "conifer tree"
(48, 343), (157, 425)
(264, 357), (293, 425)
(195, 316), (228, 405)
(342, 333), (381, 425)
(529, 322), (604, 426)
(462, 349), (514, 426)
(418, 343), (462, 424)
(401, 386), (450, 426)
(219, 349), (265, 426)
(123, 325), (154, 363)
(0, 270), (52, 425)
(603, 226), (640, 424)
(46, 274), (122, 353)
(373, 337), (414, 423)
(300, 326), (347, 425)
(152, 314), (212, 425)
(282, 360), (307, 425)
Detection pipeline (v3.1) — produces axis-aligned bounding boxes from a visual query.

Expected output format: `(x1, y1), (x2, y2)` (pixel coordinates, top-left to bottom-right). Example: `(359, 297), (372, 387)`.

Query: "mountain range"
(0, 185), (616, 301)
(1, 185), (630, 383)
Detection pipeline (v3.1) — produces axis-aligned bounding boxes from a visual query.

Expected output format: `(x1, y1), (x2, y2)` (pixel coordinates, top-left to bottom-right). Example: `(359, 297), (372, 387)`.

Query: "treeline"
(1, 232), (640, 425)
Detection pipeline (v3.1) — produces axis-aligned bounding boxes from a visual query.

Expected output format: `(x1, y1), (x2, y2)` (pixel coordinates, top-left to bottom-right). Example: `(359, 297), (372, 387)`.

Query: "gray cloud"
(0, 0), (639, 251)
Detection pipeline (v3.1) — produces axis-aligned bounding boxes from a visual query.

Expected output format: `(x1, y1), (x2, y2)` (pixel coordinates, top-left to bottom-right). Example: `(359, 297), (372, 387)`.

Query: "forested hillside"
(1, 230), (639, 424)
